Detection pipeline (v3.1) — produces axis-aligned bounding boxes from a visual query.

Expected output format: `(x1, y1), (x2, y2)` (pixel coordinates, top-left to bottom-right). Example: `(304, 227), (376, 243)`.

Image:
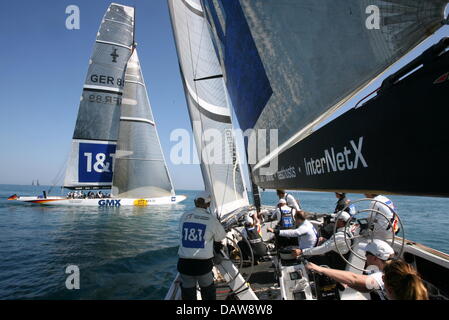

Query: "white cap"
(336, 211), (351, 222)
(195, 191), (211, 203)
(244, 215), (253, 226)
(278, 199), (287, 205)
(362, 239), (394, 261)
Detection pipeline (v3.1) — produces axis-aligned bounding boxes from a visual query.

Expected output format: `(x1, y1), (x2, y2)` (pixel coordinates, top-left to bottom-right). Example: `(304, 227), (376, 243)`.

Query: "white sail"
(167, 0), (249, 217)
(111, 50), (175, 198)
(64, 3), (135, 189)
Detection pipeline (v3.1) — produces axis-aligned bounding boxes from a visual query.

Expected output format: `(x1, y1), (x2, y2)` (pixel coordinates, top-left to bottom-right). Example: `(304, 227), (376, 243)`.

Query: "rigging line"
(354, 86), (380, 109)
(185, 8), (217, 218)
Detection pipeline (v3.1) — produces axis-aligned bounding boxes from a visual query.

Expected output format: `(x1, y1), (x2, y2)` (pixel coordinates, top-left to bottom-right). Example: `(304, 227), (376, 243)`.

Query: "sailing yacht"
(8, 3), (186, 206)
(165, 0), (449, 300)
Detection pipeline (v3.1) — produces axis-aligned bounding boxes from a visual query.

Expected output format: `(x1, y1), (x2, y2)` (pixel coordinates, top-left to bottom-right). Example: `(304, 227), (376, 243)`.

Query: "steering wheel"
(333, 198), (405, 272)
(210, 226), (256, 296)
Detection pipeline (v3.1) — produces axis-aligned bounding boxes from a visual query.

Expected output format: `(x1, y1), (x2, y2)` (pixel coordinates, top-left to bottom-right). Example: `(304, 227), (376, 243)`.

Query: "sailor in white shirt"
(364, 193), (398, 240)
(293, 211), (353, 269)
(276, 189), (300, 211)
(305, 239), (395, 300)
(177, 191), (226, 300)
(267, 210), (317, 249)
(295, 212), (352, 256)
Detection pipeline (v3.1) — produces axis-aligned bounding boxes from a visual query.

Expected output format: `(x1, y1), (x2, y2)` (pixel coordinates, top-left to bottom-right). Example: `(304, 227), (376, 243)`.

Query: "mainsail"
(64, 3), (135, 189)
(167, 0), (249, 216)
(111, 50), (175, 198)
(201, 0), (448, 195)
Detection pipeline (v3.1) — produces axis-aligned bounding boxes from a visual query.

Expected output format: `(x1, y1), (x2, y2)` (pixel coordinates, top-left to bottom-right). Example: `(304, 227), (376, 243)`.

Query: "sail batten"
(63, 3), (134, 189)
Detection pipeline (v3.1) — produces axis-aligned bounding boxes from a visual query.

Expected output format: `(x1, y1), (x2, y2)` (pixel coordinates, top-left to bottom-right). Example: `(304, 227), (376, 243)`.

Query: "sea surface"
(0, 184), (448, 299)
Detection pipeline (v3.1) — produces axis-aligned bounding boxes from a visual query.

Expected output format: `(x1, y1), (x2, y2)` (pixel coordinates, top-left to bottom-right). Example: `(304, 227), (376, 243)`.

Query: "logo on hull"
(98, 199), (121, 207)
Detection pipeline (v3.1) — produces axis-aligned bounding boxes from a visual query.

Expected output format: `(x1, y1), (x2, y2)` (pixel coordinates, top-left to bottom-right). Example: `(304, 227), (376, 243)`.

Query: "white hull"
(9, 195), (187, 206)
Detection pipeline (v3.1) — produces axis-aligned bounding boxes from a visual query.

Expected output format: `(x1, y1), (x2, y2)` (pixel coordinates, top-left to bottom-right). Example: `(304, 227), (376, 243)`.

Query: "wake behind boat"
(8, 3), (186, 207)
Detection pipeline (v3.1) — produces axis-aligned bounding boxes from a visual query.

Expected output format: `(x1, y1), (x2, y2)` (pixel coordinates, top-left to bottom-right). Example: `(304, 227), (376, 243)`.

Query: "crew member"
(270, 199), (298, 247)
(267, 210), (317, 250)
(177, 191), (226, 300)
(305, 239), (395, 300)
(276, 189), (300, 211)
(293, 211), (353, 270)
(322, 192), (355, 239)
(334, 192), (351, 214)
(364, 193), (399, 240)
(239, 216), (267, 264)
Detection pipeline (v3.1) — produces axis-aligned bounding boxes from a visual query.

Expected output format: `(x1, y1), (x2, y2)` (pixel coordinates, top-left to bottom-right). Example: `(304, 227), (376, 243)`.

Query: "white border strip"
(184, 78), (230, 117)
(83, 84), (123, 93)
(185, 0), (203, 13)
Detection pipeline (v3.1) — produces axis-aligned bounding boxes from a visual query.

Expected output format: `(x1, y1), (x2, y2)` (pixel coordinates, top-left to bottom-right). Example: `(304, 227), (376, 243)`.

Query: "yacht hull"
(8, 195), (187, 206)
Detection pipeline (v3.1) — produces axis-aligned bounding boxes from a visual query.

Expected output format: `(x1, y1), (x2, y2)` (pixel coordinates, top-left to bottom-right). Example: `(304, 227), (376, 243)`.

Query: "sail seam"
(95, 40), (132, 50)
(103, 18), (133, 28)
(124, 80), (146, 87)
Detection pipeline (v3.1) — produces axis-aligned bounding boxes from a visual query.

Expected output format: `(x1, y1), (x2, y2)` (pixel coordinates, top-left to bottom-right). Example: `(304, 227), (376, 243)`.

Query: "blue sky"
(0, 0), (205, 189)
(0, 1), (447, 191)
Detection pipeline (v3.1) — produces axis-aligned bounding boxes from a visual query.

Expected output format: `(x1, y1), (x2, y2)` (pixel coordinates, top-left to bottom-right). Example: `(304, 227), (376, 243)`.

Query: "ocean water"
(0, 184), (448, 299)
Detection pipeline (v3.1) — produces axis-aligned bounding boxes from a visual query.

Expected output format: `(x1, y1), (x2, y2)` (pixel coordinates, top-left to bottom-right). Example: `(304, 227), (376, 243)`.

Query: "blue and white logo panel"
(78, 142), (116, 183)
(182, 222), (206, 249)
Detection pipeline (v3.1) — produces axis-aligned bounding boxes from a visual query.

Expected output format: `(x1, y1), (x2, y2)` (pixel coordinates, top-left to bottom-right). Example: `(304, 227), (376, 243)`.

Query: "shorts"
(179, 271), (214, 289)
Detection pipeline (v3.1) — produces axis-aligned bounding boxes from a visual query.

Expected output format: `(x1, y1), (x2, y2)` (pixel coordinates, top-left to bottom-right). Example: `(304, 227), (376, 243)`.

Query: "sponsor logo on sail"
(303, 137), (368, 176)
(110, 48), (119, 63)
(90, 74), (124, 87)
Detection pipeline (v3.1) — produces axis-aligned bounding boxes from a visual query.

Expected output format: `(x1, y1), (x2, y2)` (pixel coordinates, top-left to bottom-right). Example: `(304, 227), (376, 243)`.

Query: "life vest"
(381, 198), (400, 234)
(245, 227), (267, 257)
(279, 206), (295, 229)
